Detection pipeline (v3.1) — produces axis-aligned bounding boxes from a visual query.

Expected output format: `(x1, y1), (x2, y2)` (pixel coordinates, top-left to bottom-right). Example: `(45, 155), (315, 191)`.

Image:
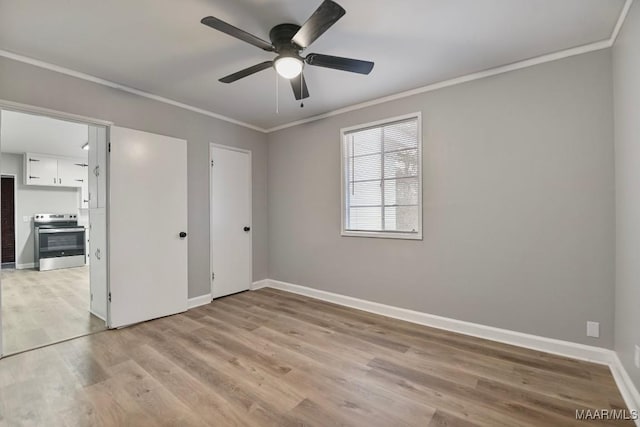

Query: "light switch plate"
(635, 345), (640, 369)
(586, 321), (600, 338)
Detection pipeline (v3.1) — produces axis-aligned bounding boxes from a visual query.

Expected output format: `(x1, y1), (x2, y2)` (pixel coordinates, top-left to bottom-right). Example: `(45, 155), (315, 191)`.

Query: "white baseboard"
(89, 309), (106, 322)
(251, 279), (270, 290)
(187, 293), (212, 309)
(16, 262), (35, 270)
(261, 279), (611, 363)
(610, 354), (640, 421)
(186, 282), (268, 309)
(255, 278), (639, 420)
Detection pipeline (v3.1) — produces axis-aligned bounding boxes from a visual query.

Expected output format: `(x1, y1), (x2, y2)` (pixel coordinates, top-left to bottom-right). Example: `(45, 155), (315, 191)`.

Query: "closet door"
(210, 145), (252, 299)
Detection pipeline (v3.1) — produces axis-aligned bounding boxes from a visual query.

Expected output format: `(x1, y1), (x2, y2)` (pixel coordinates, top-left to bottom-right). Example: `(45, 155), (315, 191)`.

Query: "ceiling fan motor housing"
(269, 23), (303, 55)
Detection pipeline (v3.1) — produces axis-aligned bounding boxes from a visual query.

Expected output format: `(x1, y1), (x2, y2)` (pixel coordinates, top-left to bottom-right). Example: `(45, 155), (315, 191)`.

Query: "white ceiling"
(0, 0), (625, 129)
(1, 110), (89, 159)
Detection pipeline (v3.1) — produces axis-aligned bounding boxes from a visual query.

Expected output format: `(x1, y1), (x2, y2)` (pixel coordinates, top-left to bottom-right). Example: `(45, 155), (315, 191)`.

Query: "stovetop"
(34, 213), (79, 228)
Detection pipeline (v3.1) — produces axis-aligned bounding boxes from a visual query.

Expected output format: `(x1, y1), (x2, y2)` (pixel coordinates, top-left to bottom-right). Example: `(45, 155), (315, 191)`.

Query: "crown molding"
(0, 49), (268, 133)
(1, 0), (633, 134)
(612, 0), (635, 44)
(265, 39), (612, 133)
(266, 0), (634, 132)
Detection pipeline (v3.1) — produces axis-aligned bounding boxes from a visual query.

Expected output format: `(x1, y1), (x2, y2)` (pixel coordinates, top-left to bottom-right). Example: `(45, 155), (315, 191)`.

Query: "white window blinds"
(342, 115), (422, 238)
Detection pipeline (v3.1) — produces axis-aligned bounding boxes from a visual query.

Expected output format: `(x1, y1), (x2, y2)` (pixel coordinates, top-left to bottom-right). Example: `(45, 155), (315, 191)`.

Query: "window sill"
(341, 230), (423, 240)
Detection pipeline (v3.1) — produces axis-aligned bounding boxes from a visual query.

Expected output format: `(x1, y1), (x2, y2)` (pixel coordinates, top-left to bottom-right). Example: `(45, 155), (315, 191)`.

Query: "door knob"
(179, 232), (187, 238)
(244, 226), (251, 232)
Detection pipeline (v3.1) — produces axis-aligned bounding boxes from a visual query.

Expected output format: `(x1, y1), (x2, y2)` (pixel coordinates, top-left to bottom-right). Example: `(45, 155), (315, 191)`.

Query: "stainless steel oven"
(34, 213), (86, 271)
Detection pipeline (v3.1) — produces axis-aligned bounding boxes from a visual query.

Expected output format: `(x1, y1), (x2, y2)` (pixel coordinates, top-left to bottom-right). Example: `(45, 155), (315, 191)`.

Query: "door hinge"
(90, 293), (93, 301)
(211, 160), (214, 167)
(108, 292), (112, 302)
(212, 272), (215, 281)
(108, 142), (111, 152)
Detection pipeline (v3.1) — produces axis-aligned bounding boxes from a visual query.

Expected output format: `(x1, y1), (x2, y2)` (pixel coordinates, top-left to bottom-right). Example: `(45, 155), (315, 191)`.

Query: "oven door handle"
(37, 227), (85, 234)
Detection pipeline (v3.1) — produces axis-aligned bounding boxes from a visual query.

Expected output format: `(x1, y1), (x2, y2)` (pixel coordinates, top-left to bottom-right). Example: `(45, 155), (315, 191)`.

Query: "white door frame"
(0, 174), (18, 268)
(0, 99), (113, 127)
(0, 100), (112, 358)
(209, 143), (252, 299)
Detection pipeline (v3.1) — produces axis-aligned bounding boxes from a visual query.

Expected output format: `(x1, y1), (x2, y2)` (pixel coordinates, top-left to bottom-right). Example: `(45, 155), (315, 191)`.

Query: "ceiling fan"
(200, 0), (374, 101)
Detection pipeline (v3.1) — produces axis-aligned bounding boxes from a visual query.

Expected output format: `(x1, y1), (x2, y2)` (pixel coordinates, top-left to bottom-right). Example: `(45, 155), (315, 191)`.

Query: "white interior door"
(109, 126), (188, 328)
(211, 144), (252, 299)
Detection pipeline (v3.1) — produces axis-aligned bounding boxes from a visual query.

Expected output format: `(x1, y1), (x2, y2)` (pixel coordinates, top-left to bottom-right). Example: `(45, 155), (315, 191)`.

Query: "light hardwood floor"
(1, 266), (106, 355)
(0, 288), (632, 426)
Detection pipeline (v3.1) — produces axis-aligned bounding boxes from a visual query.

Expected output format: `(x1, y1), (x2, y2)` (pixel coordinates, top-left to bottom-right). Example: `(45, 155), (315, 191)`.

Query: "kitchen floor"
(1, 266), (106, 355)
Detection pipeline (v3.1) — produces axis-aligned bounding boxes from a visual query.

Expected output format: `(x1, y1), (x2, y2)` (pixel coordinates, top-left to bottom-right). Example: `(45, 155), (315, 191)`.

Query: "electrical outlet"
(635, 345), (640, 369)
(586, 321), (600, 338)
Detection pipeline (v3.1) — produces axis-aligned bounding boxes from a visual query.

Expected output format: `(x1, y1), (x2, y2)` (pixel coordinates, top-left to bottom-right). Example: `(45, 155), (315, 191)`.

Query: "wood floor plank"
(1, 266), (106, 355)
(0, 288), (631, 426)
(128, 343), (256, 427)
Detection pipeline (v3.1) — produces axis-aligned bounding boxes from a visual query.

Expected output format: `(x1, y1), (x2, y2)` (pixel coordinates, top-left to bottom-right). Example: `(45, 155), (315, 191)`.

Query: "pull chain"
(275, 72), (279, 114)
(300, 73), (304, 108)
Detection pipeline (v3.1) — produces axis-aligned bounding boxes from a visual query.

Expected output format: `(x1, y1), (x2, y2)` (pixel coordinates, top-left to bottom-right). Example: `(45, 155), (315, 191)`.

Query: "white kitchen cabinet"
(58, 158), (88, 188)
(88, 127), (107, 209)
(89, 209), (107, 321)
(24, 153), (89, 189)
(24, 154), (58, 186)
(80, 180), (90, 209)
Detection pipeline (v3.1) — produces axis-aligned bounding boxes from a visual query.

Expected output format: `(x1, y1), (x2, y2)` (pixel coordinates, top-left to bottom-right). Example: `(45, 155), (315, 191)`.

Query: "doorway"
(1, 175), (16, 267)
(210, 144), (252, 299)
(0, 107), (109, 356)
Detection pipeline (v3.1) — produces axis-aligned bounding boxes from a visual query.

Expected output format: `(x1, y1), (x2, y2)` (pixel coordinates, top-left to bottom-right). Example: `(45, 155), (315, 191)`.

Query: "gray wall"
(1, 153), (79, 267)
(267, 50), (615, 348)
(0, 56), (269, 298)
(613, 1), (640, 389)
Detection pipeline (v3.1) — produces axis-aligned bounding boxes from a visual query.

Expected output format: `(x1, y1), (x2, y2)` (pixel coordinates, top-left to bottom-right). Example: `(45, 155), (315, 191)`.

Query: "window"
(341, 113), (422, 240)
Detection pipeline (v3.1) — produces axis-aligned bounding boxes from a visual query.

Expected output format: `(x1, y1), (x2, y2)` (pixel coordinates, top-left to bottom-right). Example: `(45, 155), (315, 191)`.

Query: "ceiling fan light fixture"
(274, 56), (303, 79)
(202, 0), (373, 101)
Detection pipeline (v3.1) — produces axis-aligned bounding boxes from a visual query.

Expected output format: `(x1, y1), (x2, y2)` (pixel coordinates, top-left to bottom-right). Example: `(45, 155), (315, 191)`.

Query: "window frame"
(340, 112), (423, 240)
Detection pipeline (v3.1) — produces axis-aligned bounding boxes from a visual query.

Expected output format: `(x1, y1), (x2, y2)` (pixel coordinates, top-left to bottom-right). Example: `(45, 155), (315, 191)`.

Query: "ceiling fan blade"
(219, 61), (274, 83)
(292, 0), (346, 48)
(290, 73), (310, 100)
(201, 16), (274, 51)
(305, 53), (374, 74)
